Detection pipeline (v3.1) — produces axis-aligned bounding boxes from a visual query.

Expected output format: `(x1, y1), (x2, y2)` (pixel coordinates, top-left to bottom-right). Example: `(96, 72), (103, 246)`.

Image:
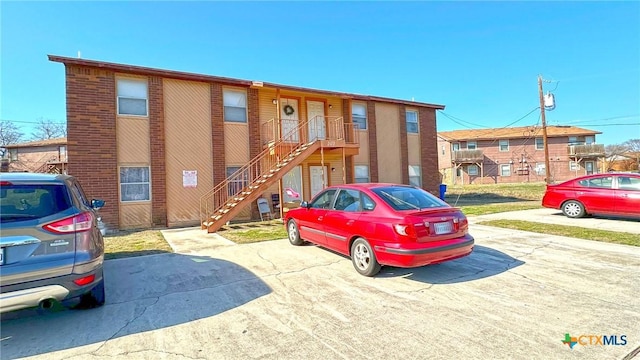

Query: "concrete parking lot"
(1, 223), (639, 360)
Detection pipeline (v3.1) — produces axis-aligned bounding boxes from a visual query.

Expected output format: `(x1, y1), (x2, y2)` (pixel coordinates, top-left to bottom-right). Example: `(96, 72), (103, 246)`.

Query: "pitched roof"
(4, 137), (67, 149)
(438, 126), (601, 141)
(48, 55), (445, 110)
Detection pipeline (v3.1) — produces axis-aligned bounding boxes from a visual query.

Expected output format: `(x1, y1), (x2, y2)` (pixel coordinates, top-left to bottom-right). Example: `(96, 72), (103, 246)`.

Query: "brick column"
(65, 65), (119, 229)
(367, 100), (379, 182)
(399, 105), (409, 185)
(211, 83), (225, 185)
(419, 108), (440, 195)
(149, 76), (167, 226)
(343, 98), (353, 183)
(247, 88), (260, 220)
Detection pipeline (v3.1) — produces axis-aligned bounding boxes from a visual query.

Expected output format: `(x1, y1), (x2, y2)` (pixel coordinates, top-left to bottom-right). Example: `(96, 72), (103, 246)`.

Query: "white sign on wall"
(183, 170), (197, 188)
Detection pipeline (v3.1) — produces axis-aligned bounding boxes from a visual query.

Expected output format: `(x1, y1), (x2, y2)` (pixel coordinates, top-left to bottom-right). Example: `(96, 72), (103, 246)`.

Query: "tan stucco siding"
(353, 131), (369, 164)
(117, 117), (150, 164)
(163, 79), (213, 227)
(375, 103), (402, 183)
(224, 124), (250, 165)
(120, 203), (152, 229)
(408, 134), (421, 166)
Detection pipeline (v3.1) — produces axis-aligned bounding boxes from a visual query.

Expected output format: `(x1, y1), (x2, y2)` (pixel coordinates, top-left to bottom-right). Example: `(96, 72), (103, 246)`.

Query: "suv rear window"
(0, 184), (72, 222)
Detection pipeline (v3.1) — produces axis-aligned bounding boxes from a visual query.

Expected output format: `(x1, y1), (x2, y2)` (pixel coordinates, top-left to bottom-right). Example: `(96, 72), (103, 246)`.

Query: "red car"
(283, 183), (474, 276)
(542, 173), (640, 218)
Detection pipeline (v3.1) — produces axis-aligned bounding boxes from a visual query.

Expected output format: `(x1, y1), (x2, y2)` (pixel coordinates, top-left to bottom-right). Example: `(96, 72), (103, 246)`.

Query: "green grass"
(478, 220), (640, 246)
(219, 220), (288, 244)
(458, 201), (542, 216)
(104, 230), (174, 260)
(445, 182), (546, 206)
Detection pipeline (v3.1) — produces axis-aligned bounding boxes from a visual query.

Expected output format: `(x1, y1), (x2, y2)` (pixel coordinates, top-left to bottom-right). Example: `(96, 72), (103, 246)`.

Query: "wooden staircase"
(200, 116), (326, 233)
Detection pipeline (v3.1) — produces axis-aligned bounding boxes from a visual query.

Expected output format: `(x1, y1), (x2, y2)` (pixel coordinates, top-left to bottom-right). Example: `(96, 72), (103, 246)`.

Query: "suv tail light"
(43, 212), (94, 234)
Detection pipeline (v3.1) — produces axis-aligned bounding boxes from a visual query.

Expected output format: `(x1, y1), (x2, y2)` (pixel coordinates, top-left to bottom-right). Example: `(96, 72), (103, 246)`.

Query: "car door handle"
(317, 216), (323, 221)
(347, 220), (355, 226)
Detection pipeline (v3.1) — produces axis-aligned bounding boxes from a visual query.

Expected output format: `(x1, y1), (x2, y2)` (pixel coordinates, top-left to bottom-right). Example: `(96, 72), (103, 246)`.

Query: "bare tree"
(0, 120), (24, 157)
(31, 118), (67, 140)
(623, 138), (640, 170)
(604, 143), (630, 171)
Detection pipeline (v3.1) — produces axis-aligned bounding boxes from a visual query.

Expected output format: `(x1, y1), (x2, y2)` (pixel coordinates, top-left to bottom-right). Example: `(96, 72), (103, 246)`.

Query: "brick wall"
(367, 100), (379, 182)
(210, 83), (225, 185)
(247, 87), (260, 219)
(65, 65), (119, 229)
(399, 105), (409, 185)
(149, 76), (167, 226)
(343, 98), (353, 183)
(419, 108), (439, 195)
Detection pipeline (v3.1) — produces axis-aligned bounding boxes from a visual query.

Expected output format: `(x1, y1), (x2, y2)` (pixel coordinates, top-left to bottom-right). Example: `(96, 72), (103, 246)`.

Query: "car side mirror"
(300, 201), (309, 209)
(91, 199), (105, 210)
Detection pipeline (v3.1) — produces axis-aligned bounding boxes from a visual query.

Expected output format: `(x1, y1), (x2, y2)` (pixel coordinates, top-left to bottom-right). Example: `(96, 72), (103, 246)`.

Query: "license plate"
(434, 221), (453, 235)
(0, 247), (4, 266)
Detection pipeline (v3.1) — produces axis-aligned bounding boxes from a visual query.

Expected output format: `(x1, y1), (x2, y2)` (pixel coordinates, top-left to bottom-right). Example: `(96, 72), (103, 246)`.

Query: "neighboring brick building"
(1, 137), (68, 174)
(49, 55), (445, 232)
(438, 126), (604, 185)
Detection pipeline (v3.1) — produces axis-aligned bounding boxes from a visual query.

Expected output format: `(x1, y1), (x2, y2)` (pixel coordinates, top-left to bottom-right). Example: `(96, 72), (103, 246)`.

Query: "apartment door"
(280, 98), (299, 142)
(310, 165), (329, 199)
(307, 100), (326, 141)
(585, 161), (595, 175)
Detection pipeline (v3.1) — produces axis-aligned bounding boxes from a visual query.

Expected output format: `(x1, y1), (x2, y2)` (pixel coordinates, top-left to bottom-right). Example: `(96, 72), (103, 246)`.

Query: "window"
(310, 189), (337, 209)
(117, 79), (148, 116)
(569, 161), (579, 171)
(500, 164), (511, 176)
(585, 136), (595, 145)
(499, 140), (509, 152)
(618, 176), (640, 191)
(354, 165), (370, 183)
(9, 148), (18, 161)
(452, 143), (460, 151)
(120, 167), (150, 202)
(59, 146), (67, 161)
(352, 103), (367, 130)
(467, 141), (477, 150)
(468, 164), (479, 176)
(578, 176), (612, 189)
(372, 186), (448, 211)
(334, 189), (361, 211)
(409, 165), (421, 187)
(441, 146), (445, 155)
(535, 163), (545, 176)
(406, 110), (418, 134)
(226, 166), (248, 195)
(223, 89), (247, 123)
(535, 138), (544, 150)
(568, 136), (579, 145)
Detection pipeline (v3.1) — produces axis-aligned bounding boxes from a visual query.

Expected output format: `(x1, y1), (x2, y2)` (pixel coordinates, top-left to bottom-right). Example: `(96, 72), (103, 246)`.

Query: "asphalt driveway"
(1, 225), (639, 360)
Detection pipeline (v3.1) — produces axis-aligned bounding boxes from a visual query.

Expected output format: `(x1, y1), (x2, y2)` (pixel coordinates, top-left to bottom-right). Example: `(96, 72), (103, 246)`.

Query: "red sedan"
(283, 183), (474, 276)
(542, 173), (640, 218)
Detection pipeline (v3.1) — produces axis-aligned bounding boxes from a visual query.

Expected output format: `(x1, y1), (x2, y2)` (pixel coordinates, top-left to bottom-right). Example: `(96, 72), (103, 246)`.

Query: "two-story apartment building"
(438, 126), (604, 185)
(1, 137), (68, 174)
(49, 55), (444, 233)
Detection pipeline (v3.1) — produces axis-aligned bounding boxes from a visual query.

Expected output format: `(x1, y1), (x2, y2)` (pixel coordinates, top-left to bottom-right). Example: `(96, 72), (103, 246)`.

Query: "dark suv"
(0, 173), (105, 313)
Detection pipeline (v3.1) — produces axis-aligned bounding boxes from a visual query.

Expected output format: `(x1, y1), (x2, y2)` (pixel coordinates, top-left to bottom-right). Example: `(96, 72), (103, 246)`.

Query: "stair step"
(233, 197), (245, 201)
(218, 209), (230, 214)
(262, 174), (274, 178)
(242, 191), (252, 195)
(257, 179), (266, 183)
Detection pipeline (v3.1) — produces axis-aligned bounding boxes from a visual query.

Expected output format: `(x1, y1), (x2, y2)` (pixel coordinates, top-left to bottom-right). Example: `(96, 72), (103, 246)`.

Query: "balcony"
(567, 144), (605, 158)
(452, 149), (484, 163)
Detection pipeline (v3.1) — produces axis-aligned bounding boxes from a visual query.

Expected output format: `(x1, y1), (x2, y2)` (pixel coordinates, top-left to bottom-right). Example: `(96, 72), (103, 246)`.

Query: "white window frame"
(354, 165), (370, 183)
(117, 78), (148, 116)
(585, 136), (595, 145)
(352, 103), (367, 130)
(452, 143), (460, 151)
(468, 164), (479, 176)
(499, 139), (509, 152)
(9, 148), (18, 161)
(223, 89), (248, 123)
(535, 138), (544, 150)
(119, 166), (151, 202)
(568, 136), (579, 145)
(500, 164), (511, 177)
(569, 161), (579, 171)
(408, 165), (421, 187)
(467, 141), (477, 150)
(406, 110), (418, 134)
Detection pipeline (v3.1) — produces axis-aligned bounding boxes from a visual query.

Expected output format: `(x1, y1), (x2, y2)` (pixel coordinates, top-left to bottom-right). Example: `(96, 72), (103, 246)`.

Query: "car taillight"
(0, 181), (12, 186)
(73, 274), (95, 286)
(43, 212), (94, 234)
(393, 224), (416, 237)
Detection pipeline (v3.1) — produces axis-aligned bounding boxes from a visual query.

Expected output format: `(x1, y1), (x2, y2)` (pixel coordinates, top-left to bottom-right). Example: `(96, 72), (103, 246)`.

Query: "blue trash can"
(438, 184), (447, 200)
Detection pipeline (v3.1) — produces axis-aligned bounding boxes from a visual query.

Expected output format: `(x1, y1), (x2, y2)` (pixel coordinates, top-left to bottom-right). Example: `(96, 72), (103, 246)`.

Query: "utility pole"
(538, 75), (551, 184)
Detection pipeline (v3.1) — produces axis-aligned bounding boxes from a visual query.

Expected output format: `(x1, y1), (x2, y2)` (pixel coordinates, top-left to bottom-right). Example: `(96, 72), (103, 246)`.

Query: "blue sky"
(1, 1), (639, 145)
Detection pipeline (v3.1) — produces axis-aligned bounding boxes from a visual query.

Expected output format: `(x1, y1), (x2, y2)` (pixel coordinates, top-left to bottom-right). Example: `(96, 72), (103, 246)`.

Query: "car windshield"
(0, 184), (72, 222)
(372, 186), (449, 211)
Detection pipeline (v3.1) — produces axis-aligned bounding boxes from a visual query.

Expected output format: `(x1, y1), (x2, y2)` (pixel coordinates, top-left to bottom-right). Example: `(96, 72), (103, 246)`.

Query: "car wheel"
(287, 220), (304, 246)
(350, 238), (381, 277)
(562, 200), (586, 218)
(75, 278), (105, 309)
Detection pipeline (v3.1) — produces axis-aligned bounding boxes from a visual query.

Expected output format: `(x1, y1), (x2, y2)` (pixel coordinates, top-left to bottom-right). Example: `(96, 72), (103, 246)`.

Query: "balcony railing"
(452, 149), (484, 163)
(261, 116), (358, 147)
(568, 144), (605, 157)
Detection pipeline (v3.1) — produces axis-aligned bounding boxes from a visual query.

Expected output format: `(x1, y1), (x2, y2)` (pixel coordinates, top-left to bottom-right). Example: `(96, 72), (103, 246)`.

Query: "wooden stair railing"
(200, 116), (338, 233)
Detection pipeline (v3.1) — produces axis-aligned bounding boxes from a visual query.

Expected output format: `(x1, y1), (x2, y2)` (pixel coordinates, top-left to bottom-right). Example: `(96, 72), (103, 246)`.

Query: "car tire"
(562, 200), (586, 218)
(350, 238), (381, 277)
(75, 278), (106, 309)
(287, 220), (304, 246)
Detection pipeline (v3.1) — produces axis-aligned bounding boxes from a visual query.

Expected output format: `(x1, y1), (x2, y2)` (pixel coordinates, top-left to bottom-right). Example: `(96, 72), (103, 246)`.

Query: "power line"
(0, 119), (66, 125)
